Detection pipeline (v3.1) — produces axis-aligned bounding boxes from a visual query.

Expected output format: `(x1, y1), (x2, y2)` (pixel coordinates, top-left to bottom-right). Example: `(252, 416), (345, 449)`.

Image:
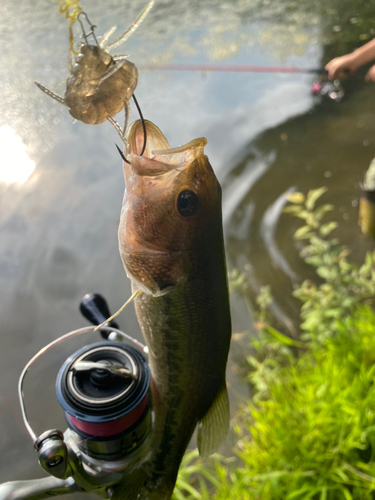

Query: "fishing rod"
(140, 63), (328, 74)
(140, 63), (346, 101)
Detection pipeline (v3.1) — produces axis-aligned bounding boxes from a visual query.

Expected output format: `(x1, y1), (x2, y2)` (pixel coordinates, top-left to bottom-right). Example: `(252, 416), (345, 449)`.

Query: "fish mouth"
(119, 120), (215, 297)
(124, 120), (207, 175)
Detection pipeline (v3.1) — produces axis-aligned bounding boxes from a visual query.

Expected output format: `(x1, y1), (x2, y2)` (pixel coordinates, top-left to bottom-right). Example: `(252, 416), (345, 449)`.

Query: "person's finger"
(365, 65), (375, 82)
(325, 61), (343, 80)
(325, 62), (335, 79)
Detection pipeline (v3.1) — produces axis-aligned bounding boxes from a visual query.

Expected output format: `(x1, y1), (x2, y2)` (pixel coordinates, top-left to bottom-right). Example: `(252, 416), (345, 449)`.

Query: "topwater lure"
(35, 0), (154, 142)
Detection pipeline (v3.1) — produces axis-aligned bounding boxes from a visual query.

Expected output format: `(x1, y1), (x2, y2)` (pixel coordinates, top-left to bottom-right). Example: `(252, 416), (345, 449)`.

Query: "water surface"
(0, 0), (374, 496)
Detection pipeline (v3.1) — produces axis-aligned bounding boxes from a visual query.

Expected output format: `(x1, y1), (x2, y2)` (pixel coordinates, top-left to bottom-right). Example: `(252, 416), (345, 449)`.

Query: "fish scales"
(114, 120), (231, 500)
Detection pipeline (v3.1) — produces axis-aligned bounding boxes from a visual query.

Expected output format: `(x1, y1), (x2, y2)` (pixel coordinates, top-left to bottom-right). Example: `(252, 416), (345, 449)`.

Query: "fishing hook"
(132, 94), (147, 156)
(116, 93), (147, 164)
(116, 144), (128, 163)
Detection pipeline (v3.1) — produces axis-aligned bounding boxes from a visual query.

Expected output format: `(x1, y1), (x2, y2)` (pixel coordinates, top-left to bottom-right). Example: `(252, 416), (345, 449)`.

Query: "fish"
(114, 120), (232, 500)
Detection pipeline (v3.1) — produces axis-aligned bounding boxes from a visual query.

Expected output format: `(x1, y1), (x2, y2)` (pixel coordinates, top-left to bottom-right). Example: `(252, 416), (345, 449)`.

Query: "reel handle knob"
(36, 430), (70, 480)
(79, 294), (119, 338)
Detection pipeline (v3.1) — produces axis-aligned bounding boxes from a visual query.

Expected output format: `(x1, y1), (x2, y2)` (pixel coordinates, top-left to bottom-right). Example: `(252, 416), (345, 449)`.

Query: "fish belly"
(113, 275), (231, 500)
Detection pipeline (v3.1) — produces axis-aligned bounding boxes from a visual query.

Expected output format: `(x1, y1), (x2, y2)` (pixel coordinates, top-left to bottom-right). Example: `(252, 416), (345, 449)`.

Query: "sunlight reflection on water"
(0, 126), (35, 183)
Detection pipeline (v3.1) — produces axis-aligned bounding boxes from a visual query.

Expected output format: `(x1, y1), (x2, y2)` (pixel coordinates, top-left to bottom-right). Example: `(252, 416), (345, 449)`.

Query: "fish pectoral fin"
(197, 382), (229, 457)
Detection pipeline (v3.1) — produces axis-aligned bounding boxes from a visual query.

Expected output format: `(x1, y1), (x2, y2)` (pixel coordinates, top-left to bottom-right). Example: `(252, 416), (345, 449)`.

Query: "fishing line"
(58, 0), (84, 54)
(19, 325), (147, 443)
(0, 387), (35, 445)
(94, 289), (143, 331)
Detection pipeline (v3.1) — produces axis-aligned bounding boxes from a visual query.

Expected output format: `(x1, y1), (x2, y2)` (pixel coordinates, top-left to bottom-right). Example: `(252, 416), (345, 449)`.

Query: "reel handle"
(79, 293), (119, 338)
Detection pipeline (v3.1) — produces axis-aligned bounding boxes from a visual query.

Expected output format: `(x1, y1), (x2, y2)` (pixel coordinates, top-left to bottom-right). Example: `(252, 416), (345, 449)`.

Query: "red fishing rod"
(140, 63), (327, 74)
(140, 63), (344, 101)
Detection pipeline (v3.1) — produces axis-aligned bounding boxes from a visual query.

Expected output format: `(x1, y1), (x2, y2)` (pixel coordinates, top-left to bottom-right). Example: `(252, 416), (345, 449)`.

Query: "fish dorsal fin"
(197, 382), (229, 457)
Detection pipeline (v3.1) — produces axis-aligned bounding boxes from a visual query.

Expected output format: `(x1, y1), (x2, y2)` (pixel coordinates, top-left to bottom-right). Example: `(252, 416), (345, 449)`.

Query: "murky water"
(1, 0), (375, 496)
(226, 80), (375, 329)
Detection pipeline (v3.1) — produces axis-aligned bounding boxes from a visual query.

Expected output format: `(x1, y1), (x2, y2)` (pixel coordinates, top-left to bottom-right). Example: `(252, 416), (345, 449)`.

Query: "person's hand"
(325, 54), (357, 79)
(365, 64), (375, 82)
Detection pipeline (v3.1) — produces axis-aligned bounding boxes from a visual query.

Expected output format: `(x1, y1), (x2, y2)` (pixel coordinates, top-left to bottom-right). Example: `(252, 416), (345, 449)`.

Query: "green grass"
(173, 188), (375, 500)
(235, 307), (375, 500)
(174, 307), (375, 500)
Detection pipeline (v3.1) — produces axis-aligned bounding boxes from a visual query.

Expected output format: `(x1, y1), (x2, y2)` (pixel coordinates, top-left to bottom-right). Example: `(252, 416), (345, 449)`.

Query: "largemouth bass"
(114, 120), (231, 500)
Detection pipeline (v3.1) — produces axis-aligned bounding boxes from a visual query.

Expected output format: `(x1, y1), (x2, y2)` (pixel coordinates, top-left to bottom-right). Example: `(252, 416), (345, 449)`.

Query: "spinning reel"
(16, 294), (152, 499)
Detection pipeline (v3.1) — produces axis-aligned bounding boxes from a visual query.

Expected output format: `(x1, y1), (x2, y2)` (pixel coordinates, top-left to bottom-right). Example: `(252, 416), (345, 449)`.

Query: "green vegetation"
(173, 188), (375, 500)
(285, 187), (375, 344)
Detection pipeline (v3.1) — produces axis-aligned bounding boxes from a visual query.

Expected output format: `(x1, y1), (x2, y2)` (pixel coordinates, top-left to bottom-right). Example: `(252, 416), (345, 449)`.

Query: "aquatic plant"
(173, 187), (375, 500)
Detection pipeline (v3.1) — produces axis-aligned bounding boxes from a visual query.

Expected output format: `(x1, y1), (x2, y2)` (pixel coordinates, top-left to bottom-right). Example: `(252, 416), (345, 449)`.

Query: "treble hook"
(77, 11), (99, 45)
(116, 93), (147, 165)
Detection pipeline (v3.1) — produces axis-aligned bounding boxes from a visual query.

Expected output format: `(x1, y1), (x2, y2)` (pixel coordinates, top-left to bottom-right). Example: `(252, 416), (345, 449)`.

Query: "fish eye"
(176, 190), (199, 217)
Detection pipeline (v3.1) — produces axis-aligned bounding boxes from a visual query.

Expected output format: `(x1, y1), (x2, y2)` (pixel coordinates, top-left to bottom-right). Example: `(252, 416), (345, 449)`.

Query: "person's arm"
(325, 38), (375, 79)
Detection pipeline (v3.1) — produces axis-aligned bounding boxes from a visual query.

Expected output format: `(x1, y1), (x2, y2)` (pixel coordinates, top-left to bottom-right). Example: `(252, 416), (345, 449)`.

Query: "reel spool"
(311, 75), (344, 102)
(56, 341), (151, 461)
